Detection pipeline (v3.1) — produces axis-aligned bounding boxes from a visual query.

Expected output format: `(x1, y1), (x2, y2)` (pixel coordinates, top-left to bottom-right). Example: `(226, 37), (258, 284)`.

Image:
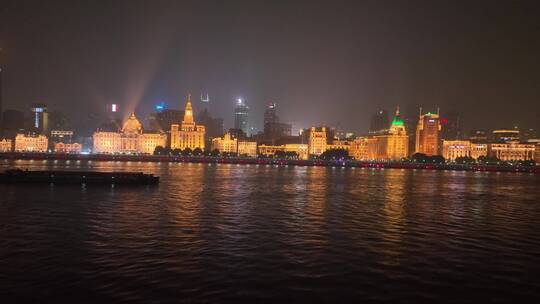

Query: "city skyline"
(1, 0), (539, 134)
(1, 2), (540, 303)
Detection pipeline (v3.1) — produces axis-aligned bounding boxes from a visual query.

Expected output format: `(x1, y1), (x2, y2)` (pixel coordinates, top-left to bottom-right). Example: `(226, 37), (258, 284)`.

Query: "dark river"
(1, 160), (539, 303)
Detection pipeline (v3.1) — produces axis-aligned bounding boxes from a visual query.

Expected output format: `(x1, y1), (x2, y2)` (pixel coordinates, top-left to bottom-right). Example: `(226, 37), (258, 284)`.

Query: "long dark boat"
(0, 169), (159, 185)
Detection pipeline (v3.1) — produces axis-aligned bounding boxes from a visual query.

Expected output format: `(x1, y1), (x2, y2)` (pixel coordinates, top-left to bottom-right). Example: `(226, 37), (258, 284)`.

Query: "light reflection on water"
(0, 160), (539, 303)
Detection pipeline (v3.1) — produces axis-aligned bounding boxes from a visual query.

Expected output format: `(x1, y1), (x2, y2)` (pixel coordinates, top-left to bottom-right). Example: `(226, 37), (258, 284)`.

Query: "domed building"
(93, 113), (166, 154)
(351, 106), (409, 161)
(372, 106), (409, 160)
(122, 113), (143, 134)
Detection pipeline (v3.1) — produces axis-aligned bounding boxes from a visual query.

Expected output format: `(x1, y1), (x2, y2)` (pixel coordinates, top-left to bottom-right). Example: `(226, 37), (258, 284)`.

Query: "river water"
(1, 160), (539, 303)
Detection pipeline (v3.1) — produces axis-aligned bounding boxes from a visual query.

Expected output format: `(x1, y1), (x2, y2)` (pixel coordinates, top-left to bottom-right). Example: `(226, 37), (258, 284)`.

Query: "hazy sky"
(1, 0), (539, 134)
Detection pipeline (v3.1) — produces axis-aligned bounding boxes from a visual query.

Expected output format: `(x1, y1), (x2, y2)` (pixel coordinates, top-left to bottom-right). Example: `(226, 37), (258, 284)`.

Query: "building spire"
(183, 93), (194, 124)
(395, 105), (400, 116)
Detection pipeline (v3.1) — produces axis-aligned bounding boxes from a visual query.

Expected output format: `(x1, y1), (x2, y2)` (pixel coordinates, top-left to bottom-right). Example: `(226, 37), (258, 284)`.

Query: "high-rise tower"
(200, 92), (210, 112)
(264, 102), (278, 125)
(415, 108), (442, 156)
(31, 104), (49, 135)
(263, 102), (291, 143)
(234, 98), (249, 135)
(369, 109), (389, 134)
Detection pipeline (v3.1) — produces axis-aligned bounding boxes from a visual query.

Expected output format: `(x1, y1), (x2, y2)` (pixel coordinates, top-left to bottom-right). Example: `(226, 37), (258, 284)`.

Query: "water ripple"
(1, 160), (539, 303)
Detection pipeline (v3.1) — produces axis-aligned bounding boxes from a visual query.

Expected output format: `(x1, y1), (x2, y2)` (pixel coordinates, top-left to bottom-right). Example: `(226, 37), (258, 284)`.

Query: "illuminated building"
(258, 144), (309, 160)
(234, 98), (249, 135)
(31, 104), (49, 135)
(442, 140), (471, 161)
(211, 133), (257, 157)
(470, 143), (488, 159)
(350, 137), (385, 161)
(54, 142), (82, 154)
(258, 145), (282, 157)
(535, 144), (540, 164)
(351, 108), (409, 161)
(0, 139), (12, 152)
(492, 129), (520, 143)
(138, 133), (168, 154)
(372, 107), (409, 160)
(212, 133), (238, 154)
(170, 94), (206, 151)
(308, 126), (327, 156)
(50, 130), (74, 143)
(15, 133), (48, 152)
(328, 139), (351, 151)
(489, 142), (535, 161)
(350, 137), (369, 160)
(237, 141), (257, 157)
(415, 109), (441, 156)
(92, 132), (122, 154)
(119, 113), (143, 153)
(93, 113), (166, 154)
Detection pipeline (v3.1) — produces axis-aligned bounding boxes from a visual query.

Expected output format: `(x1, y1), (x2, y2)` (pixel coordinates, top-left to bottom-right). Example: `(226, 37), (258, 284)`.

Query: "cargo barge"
(0, 169), (159, 185)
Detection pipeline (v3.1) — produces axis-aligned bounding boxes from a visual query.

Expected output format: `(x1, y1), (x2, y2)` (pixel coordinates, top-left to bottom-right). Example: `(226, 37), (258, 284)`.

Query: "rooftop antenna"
(419, 106), (423, 116)
(437, 107), (440, 115)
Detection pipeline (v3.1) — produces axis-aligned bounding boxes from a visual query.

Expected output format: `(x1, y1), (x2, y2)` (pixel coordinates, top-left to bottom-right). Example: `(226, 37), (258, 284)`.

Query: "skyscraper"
(263, 102), (292, 143)
(198, 109), (223, 138)
(30, 104), (49, 135)
(441, 111), (461, 140)
(264, 102), (278, 125)
(415, 109), (442, 156)
(200, 92), (210, 112)
(369, 109), (389, 134)
(234, 98), (249, 135)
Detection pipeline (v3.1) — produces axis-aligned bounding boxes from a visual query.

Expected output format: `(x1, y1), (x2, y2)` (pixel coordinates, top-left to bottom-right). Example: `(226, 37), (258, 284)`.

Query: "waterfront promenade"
(0, 152), (537, 174)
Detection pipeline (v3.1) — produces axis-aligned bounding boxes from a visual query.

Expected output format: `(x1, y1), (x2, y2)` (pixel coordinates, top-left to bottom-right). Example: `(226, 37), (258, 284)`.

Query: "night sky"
(1, 0), (539, 134)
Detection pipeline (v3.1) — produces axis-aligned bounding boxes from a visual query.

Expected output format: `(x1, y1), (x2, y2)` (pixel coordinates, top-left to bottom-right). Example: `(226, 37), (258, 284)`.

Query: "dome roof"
(391, 116), (404, 126)
(391, 106), (404, 126)
(122, 113), (143, 134)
